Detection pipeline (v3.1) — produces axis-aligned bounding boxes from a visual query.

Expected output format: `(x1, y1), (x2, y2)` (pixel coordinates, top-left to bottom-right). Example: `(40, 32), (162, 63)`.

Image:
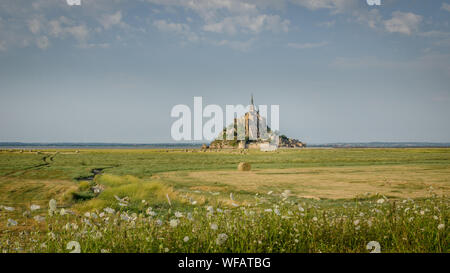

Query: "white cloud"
(27, 18), (42, 34)
(384, 12), (422, 35)
(442, 3), (450, 12)
(317, 20), (335, 28)
(203, 14), (289, 35)
(66, 25), (89, 41)
(47, 17), (89, 41)
(147, 0), (259, 21)
(154, 19), (190, 33)
(153, 20), (199, 42)
(211, 38), (255, 51)
(290, 0), (358, 13)
(149, 0), (289, 39)
(354, 9), (382, 29)
(36, 36), (49, 49)
(78, 42), (110, 49)
(287, 41), (328, 49)
(99, 11), (123, 29)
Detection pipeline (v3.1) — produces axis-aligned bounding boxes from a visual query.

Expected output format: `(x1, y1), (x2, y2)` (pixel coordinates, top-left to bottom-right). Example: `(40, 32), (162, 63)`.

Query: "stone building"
(209, 95), (305, 150)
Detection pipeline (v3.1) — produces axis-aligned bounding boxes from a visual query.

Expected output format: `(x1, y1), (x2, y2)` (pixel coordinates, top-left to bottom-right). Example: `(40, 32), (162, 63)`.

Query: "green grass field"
(0, 148), (448, 253)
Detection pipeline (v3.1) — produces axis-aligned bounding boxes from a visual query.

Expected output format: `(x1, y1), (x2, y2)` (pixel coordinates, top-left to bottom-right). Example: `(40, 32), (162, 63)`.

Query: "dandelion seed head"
(169, 219), (179, 228)
(215, 233), (228, 246)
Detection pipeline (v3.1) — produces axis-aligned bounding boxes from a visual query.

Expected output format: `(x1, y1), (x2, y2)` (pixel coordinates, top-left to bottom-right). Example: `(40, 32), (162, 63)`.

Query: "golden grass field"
(157, 165), (450, 200)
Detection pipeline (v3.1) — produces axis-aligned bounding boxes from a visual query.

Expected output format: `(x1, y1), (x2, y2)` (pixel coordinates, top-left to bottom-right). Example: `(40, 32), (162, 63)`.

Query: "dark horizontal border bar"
(0, 253), (446, 272)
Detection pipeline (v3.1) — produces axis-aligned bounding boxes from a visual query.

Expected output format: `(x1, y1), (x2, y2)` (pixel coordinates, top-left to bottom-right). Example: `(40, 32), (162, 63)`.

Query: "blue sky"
(0, 0), (449, 143)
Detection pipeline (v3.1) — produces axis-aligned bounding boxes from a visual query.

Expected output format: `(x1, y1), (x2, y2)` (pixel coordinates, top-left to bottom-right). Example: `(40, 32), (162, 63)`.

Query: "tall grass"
(1, 188), (447, 253)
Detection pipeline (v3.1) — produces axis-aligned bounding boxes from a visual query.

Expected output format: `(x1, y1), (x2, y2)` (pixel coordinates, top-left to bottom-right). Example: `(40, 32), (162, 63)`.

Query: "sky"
(0, 0), (449, 144)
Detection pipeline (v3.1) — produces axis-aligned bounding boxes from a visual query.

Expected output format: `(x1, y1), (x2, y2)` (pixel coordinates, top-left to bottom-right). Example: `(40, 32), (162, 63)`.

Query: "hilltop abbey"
(208, 95), (305, 150)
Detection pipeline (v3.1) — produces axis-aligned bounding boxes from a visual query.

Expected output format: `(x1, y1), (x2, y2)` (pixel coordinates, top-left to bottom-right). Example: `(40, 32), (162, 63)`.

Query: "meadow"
(0, 148), (448, 253)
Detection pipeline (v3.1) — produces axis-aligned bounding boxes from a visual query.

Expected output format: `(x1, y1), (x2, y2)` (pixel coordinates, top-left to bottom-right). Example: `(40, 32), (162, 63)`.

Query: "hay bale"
(237, 162), (251, 171)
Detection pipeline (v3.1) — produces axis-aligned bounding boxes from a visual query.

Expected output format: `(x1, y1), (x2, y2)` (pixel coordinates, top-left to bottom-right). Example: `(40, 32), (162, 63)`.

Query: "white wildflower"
(215, 233), (228, 246)
(210, 223), (218, 230)
(376, 199), (385, 204)
(30, 204), (40, 211)
(281, 190), (291, 198)
(120, 214), (131, 221)
(33, 215), (45, 222)
(47, 232), (56, 240)
(103, 207), (115, 214)
(206, 206), (214, 214)
(169, 219), (179, 228)
(7, 219), (17, 226)
(146, 207), (153, 215)
(174, 211), (183, 218)
(183, 236), (189, 243)
(438, 223), (445, 230)
(3, 206), (15, 211)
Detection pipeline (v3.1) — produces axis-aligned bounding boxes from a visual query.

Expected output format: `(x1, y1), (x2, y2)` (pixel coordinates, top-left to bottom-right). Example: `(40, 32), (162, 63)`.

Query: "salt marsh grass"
(0, 148), (448, 253)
